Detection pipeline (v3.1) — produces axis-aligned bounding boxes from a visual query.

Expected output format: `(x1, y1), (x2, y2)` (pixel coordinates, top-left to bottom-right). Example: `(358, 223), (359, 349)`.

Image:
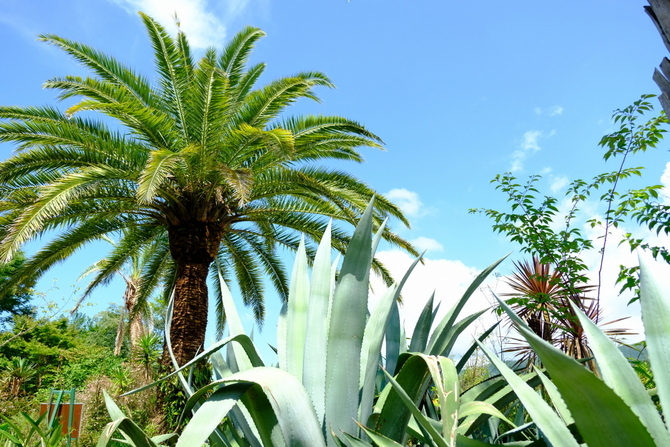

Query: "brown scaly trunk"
(163, 221), (224, 367)
(114, 279), (144, 356)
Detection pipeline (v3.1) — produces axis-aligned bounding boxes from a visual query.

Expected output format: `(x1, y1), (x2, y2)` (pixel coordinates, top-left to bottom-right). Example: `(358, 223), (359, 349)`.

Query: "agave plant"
(98, 201), (515, 446)
(476, 252), (670, 447)
(3, 357), (37, 398)
(0, 412), (65, 447)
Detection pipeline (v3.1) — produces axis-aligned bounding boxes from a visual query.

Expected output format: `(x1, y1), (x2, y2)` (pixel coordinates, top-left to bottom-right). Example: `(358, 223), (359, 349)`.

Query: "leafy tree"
(0, 13), (415, 366)
(0, 314), (122, 403)
(0, 252), (36, 328)
(471, 95), (668, 309)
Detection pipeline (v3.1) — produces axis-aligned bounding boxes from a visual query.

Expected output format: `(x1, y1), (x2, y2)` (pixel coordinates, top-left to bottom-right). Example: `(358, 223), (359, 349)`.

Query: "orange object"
(39, 403), (84, 438)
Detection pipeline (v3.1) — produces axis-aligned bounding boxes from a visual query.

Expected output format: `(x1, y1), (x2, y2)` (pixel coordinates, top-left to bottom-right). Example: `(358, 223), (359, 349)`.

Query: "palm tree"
(77, 234), (168, 355)
(0, 13), (415, 366)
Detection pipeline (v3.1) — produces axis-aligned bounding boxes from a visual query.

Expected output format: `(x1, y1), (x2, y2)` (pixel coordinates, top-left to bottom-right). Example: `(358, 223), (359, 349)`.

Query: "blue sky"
(1, 0), (668, 356)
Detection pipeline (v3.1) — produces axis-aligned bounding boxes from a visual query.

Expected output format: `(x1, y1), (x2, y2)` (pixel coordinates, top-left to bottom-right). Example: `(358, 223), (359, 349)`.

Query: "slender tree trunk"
(114, 311), (125, 356)
(124, 281), (145, 350)
(164, 221), (224, 367)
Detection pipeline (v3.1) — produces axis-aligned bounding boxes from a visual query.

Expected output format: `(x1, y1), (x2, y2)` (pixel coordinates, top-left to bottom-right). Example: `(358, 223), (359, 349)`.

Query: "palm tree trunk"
(124, 280), (145, 350)
(165, 221), (224, 367)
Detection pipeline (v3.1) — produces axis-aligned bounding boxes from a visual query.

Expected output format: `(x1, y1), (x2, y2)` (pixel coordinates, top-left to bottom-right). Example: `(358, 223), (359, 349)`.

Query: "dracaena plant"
(476, 253), (670, 447)
(97, 201), (514, 446)
(500, 256), (630, 372)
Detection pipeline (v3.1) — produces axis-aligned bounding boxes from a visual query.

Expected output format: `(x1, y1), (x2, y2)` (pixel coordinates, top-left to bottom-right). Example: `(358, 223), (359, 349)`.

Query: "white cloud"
(534, 105), (564, 116)
(411, 237), (444, 253)
(549, 175), (569, 193)
(521, 130), (542, 152)
(510, 130), (543, 172)
(386, 188), (424, 218)
(370, 250), (497, 357)
(111, 0), (241, 48)
(661, 162), (670, 205)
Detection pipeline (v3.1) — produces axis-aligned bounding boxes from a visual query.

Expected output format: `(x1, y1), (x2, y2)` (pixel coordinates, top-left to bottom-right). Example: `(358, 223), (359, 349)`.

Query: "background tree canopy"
(0, 252), (36, 328)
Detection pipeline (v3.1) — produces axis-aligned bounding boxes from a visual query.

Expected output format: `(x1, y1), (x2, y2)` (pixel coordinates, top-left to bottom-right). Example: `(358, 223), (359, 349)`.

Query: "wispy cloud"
(510, 130), (543, 172)
(661, 162), (670, 205)
(386, 188), (425, 218)
(549, 175), (569, 193)
(370, 250), (491, 356)
(534, 105), (564, 116)
(110, 0), (248, 48)
(411, 237), (444, 253)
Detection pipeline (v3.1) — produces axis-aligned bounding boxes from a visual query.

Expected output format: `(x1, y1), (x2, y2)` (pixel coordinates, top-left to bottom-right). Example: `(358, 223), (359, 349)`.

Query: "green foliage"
(100, 202), (507, 446)
(471, 95), (668, 306)
(0, 315), (124, 397)
(2, 358), (37, 398)
(0, 12), (416, 347)
(478, 252), (670, 447)
(459, 349), (490, 391)
(133, 333), (161, 382)
(0, 412), (65, 447)
(0, 253), (36, 328)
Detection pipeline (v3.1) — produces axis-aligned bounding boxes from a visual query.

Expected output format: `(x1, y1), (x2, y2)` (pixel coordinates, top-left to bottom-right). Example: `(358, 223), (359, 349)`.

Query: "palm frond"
(218, 26), (266, 88)
(139, 12), (191, 142)
(238, 72), (333, 128)
(38, 34), (154, 105)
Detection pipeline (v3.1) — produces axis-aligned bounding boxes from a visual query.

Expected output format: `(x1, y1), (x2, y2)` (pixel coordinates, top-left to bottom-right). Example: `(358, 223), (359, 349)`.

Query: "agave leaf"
(454, 435), (501, 447)
(324, 199), (375, 441)
(456, 401), (514, 428)
(356, 424), (405, 447)
(216, 265), (254, 373)
(434, 308), (490, 357)
(329, 432), (349, 447)
(378, 365), (448, 447)
(151, 434), (177, 444)
(337, 431), (376, 447)
(477, 342), (580, 447)
(430, 356), (459, 443)
(459, 370), (541, 437)
(570, 300), (670, 444)
(533, 368), (573, 425)
(455, 321), (500, 373)
(359, 254), (422, 425)
(426, 255), (507, 355)
(409, 293), (436, 353)
(277, 301), (288, 370)
(639, 253), (670, 420)
(177, 384), (251, 447)
(97, 416), (159, 447)
(496, 298), (657, 447)
(359, 281), (399, 424)
(385, 298), (402, 376)
(103, 390), (128, 421)
(375, 354), (446, 446)
(285, 236), (310, 377)
(371, 217), (387, 257)
(122, 333), (263, 397)
(179, 367), (325, 447)
(405, 415), (443, 447)
(303, 221), (333, 425)
(211, 351), (233, 379)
